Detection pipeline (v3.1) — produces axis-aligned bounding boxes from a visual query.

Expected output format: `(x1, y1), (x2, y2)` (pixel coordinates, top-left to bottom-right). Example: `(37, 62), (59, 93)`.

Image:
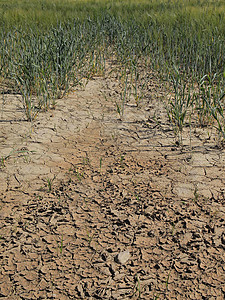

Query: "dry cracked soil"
(0, 65), (225, 299)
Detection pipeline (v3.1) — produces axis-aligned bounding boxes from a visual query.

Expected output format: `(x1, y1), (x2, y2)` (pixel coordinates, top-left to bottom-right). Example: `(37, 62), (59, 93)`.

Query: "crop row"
(0, 1), (224, 142)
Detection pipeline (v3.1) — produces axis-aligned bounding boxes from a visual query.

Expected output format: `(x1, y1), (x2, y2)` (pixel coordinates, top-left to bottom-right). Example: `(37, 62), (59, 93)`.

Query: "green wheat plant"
(194, 73), (225, 143)
(166, 68), (192, 143)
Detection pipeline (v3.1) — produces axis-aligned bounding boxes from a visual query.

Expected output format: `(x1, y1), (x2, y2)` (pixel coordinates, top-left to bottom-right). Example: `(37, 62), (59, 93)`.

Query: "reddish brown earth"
(0, 67), (225, 299)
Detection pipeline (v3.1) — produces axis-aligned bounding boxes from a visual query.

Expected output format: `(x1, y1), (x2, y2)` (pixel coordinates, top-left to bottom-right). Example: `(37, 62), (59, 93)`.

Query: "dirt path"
(0, 70), (225, 299)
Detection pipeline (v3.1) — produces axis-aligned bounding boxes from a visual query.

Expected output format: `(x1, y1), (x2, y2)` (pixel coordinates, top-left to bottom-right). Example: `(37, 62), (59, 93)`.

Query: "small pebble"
(116, 250), (131, 264)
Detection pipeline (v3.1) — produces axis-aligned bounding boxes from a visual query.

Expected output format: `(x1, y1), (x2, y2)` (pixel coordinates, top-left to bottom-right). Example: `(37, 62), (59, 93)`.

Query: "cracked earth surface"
(0, 66), (225, 299)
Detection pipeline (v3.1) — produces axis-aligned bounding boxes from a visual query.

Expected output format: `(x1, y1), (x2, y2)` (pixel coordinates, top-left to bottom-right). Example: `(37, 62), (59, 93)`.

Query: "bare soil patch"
(0, 68), (225, 299)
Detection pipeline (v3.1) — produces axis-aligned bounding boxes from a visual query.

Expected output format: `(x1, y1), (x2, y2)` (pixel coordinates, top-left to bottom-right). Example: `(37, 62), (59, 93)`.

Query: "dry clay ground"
(0, 66), (225, 299)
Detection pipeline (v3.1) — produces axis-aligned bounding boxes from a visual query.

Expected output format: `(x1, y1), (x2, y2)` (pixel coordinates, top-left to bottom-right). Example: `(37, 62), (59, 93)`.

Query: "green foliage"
(0, 0), (224, 140)
(166, 67), (192, 141)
